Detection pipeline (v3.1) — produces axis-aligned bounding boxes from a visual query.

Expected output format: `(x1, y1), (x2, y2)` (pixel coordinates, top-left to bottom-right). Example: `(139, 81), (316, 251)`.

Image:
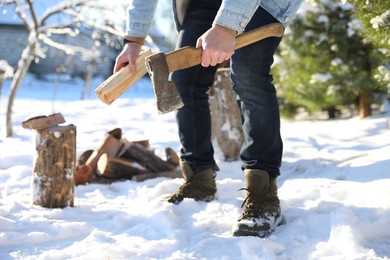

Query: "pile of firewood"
(75, 128), (181, 185)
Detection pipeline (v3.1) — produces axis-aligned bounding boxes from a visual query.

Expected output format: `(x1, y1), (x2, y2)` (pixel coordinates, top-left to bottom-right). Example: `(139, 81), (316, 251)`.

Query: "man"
(114, 0), (302, 238)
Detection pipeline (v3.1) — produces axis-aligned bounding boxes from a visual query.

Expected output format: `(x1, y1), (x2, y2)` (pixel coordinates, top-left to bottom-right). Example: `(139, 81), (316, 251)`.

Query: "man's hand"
(196, 24), (236, 67)
(113, 42), (142, 73)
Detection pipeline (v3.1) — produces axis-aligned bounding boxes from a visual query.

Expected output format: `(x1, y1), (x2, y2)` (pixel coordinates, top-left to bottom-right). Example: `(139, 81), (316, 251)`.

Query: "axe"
(145, 23), (285, 114)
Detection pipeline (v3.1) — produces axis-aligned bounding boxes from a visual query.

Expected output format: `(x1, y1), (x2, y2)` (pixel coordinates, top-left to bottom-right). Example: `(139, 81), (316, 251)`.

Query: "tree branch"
(40, 36), (97, 59)
(26, 0), (39, 34)
(8, 1), (31, 31)
(38, 0), (94, 26)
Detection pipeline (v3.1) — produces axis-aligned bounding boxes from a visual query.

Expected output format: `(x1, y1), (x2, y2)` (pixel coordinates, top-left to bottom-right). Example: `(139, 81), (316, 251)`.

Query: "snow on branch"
(38, 0), (94, 26)
(80, 19), (123, 38)
(370, 9), (390, 30)
(43, 27), (79, 37)
(0, 60), (14, 78)
(41, 36), (97, 60)
(64, 6), (125, 38)
(7, 1), (32, 31)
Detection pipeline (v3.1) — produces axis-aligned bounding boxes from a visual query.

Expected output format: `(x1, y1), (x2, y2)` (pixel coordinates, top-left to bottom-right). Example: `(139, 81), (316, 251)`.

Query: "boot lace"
(239, 186), (279, 220)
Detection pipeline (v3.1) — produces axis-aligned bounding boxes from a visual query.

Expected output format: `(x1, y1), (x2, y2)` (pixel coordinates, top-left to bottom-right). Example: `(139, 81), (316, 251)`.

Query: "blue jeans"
(171, 1), (283, 179)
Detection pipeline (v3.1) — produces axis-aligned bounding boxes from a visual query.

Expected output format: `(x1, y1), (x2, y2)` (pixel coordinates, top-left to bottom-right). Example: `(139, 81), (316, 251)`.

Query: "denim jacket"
(126, 0), (302, 38)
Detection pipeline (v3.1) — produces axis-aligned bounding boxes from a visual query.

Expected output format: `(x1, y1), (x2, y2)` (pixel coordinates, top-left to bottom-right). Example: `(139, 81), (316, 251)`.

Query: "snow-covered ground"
(0, 74), (389, 259)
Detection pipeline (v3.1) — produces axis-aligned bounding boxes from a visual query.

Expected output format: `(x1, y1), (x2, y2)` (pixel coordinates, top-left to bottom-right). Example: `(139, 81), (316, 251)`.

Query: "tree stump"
(32, 124), (77, 208)
(209, 68), (244, 161)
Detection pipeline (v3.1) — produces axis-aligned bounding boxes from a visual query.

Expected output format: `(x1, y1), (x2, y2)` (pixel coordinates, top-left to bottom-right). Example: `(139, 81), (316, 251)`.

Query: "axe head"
(145, 52), (184, 114)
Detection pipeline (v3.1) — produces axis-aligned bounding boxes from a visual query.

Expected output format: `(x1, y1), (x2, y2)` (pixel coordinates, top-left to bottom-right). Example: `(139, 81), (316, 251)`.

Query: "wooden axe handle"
(95, 48), (152, 104)
(166, 23), (285, 73)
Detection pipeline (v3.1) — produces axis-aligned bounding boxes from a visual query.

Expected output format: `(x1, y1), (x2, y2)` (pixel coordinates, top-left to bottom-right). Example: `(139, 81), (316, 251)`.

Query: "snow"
(0, 0), (66, 25)
(370, 10), (390, 30)
(1, 74), (390, 259)
(0, 60), (13, 77)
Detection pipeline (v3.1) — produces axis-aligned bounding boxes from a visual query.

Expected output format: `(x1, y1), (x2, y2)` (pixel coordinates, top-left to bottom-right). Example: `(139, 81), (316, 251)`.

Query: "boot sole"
(232, 215), (285, 238)
(167, 194), (216, 204)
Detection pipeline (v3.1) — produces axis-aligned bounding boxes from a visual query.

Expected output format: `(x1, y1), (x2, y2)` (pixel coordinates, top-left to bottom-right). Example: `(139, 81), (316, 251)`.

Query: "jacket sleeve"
(125, 0), (159, 38)
(213, 0), (261, 33)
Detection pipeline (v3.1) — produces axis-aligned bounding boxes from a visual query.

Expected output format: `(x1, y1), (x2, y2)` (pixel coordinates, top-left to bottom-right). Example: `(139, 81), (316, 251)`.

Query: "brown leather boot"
(232, 169), (282, 237)
(167, 161), (217, 204)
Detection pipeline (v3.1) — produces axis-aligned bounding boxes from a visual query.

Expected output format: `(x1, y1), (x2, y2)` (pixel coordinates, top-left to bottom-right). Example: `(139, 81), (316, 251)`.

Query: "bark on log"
(108, 127), (122, 139)
(32, 124), (76, 208)
(76, 149), (94, 171)
(116, 139), (150, 158)
(209, 68), (243, 161)
(22, 113), (65, 130)
(121, 143), (176, 172)
(165, 147), (180, 166)
(133, 139), (150, 148)
(97, 153), (147, 179)
(75, 165), (93, 186)
(132, 168), (181, 182)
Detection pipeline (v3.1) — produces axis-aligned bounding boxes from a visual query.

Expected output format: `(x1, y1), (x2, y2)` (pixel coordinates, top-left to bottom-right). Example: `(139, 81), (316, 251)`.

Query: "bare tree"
(2, 0), (126, 137)
(0, 60), (14, 109)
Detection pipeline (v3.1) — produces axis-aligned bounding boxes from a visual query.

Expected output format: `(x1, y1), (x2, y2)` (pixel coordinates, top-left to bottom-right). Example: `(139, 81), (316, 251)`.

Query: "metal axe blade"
(145, 52), (184, 114)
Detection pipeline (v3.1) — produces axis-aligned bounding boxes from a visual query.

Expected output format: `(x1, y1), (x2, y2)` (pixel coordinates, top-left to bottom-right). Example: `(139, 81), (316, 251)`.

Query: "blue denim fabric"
(126, 0), (302, 37)
(171, 0), (222, 173)
(172, 1), (283, 178)
(214, 0), (302, 31)
(231, 7), (283, 179)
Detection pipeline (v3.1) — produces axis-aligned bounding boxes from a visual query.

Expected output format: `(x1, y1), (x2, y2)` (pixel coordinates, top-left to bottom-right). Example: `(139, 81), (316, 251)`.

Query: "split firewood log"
(132, 168), (182, 182)
(75, 165), (93, 186)
(75, 149), (93, 171)
(97, 153), (147, 179)
(133, 139), (150, 148)
(75, 128), (124, 185)
(120, 143), (176, 173)
(107, 127), (122, 139)
(116, 138), (132, 158)
(116, 138), (150, 158)
(165, 147), (180, 166)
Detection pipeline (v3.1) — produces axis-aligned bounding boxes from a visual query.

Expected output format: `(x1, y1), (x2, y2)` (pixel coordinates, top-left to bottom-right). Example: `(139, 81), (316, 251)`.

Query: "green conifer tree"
(348, 0), (389, 93)
(275, 0), (383, 118)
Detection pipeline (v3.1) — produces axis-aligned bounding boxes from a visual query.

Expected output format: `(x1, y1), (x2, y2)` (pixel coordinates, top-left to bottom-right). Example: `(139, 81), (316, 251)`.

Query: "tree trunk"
(0, 72), (4, 108)
(81, 60), (96, 100)
(326, 106), (339, 119)
(209, 68), (243, 161)
(6, 43), (35, 137)
(32, 124), (76, 208)
(359, 89), (372, 118)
